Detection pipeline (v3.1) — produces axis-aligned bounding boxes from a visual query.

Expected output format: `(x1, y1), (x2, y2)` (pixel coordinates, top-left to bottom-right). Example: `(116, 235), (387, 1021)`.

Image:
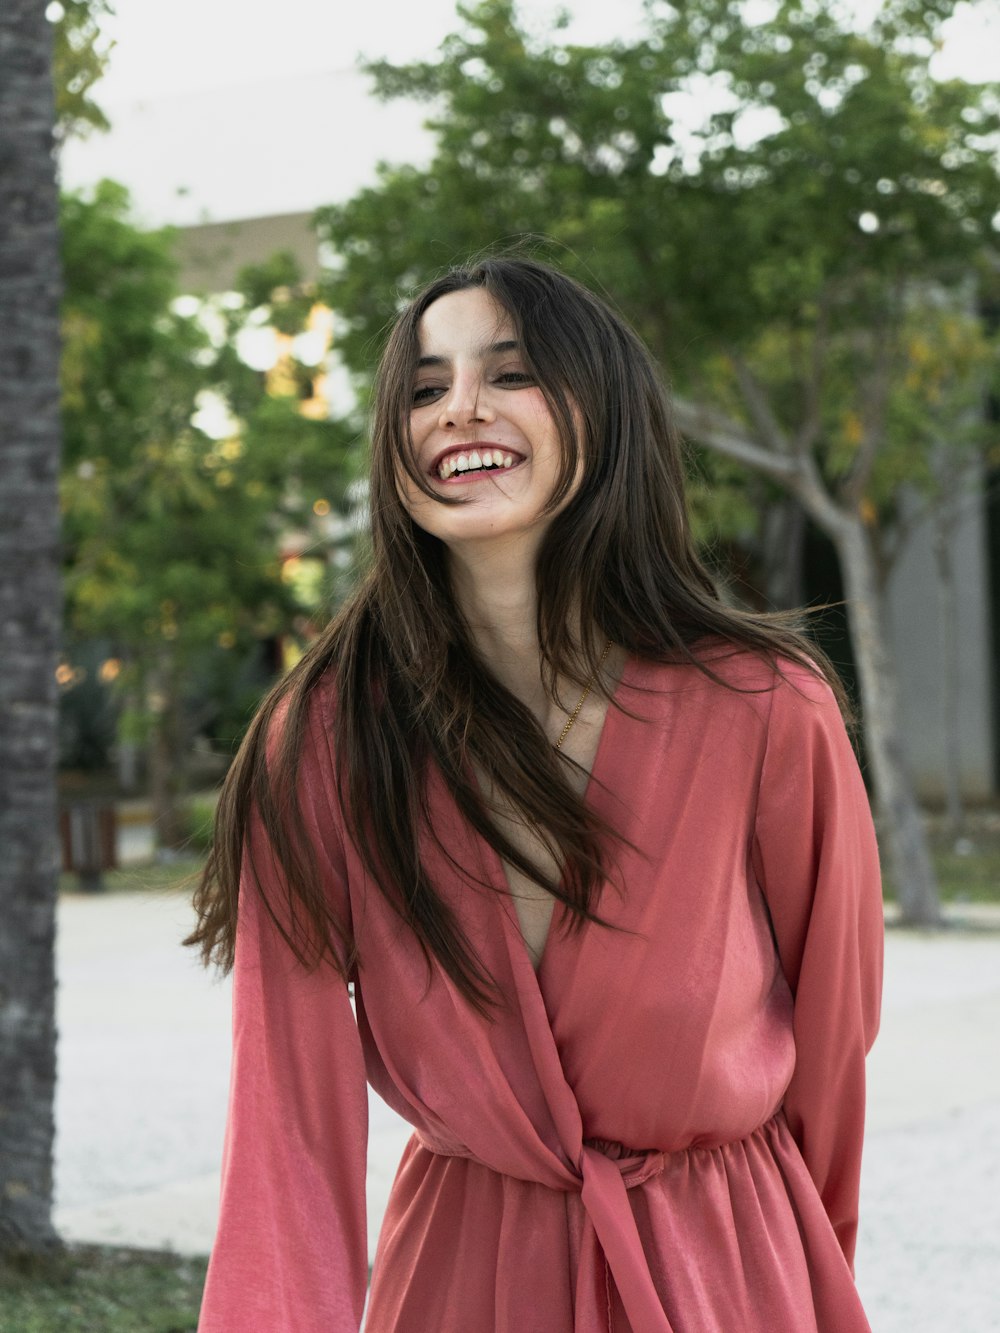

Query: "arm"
(198, 703), (369, 1332)
(751, 667), (884, 1270)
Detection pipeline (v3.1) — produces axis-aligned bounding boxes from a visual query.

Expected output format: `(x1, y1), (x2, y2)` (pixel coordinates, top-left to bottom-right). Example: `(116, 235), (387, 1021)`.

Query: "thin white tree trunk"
(833, 517), (942, 924)
(762, 496), (807, 609)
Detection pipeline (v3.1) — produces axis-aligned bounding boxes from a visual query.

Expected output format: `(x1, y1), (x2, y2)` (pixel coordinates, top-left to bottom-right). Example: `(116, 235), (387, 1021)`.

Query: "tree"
(0, 0), (64, 1250)
(316, 0), (1000, 924)
(50, 0), (114, 144)
(61, 189), (356, 845)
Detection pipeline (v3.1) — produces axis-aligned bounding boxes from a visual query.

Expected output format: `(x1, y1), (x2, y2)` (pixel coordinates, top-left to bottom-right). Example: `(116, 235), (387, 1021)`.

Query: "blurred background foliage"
(54, 10), (360, 837)
(57, 153), (356, 844)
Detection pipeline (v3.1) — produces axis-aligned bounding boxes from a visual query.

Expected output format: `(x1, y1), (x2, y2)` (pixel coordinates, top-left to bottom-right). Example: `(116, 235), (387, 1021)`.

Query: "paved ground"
(53, 891), (1000, 1332)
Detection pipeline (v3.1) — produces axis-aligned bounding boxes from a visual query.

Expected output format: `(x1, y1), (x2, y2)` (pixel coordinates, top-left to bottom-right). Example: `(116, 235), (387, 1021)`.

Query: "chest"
(484, 691), (610, 972)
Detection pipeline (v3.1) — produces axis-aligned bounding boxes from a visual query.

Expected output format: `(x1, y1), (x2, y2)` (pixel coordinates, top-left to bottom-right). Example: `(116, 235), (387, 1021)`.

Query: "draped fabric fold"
(578, 1146), (674, 1332)
(416, 1127), (673, 1332)
(486, 855), (677, 1329)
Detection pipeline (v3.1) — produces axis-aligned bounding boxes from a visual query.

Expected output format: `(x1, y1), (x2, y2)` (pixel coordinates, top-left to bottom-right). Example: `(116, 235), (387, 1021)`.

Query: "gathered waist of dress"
(414, 1109), (789, 1194)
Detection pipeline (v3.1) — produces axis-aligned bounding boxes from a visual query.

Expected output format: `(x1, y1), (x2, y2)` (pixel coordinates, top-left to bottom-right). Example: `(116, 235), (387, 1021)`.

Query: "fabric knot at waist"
(415, 1128), (675, 1331)
(415, 1127), (665, 1192)
(582, 1136), (667, 1191)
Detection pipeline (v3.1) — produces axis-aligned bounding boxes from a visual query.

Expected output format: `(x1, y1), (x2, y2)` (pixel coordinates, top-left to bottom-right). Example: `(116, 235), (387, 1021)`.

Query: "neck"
(448, 535), (546, 703)
(445, 536), (618, 744)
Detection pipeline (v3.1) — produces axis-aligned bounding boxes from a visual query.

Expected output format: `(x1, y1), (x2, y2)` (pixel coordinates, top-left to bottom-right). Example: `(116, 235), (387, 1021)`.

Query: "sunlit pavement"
(54, 892), (1000, 1332)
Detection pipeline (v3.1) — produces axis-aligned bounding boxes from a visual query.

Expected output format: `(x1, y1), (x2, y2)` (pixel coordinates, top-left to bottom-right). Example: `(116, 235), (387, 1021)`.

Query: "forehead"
(415, 288), (516, 358)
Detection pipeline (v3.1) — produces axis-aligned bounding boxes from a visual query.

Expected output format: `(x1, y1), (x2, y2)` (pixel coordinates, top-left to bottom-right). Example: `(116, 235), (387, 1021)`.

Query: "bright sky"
(75, 0), (650, 100)
(59, 0), (1000, 227)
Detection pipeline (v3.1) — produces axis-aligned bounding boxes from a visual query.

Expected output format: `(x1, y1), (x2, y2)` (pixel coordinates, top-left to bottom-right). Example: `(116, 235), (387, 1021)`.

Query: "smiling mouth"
(435, 448), (521, 480)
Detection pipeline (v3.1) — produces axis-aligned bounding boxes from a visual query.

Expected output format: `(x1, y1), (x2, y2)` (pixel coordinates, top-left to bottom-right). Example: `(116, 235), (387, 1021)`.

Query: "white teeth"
(437, 449), (518, 478)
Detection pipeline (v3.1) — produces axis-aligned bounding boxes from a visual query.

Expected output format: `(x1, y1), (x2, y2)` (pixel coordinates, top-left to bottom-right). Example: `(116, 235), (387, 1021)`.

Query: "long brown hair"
(186, 255), (847, 1014)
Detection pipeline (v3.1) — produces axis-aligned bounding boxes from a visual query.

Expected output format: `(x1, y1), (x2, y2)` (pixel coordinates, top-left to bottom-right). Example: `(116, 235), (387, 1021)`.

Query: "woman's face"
(399, 287), (578, 558)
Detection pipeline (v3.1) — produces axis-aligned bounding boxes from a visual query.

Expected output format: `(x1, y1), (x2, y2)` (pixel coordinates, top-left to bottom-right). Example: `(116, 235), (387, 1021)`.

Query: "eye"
(494, 371), (534, 387)
(412, 383), (444, 405)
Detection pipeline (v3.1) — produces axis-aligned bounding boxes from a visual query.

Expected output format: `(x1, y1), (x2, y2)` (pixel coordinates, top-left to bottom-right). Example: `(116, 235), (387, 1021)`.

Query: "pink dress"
(198, 653), (883, 1332)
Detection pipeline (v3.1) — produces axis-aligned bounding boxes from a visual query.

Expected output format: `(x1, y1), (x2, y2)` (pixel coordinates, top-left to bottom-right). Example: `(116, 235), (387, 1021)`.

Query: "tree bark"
(832, 517), (943, 925)
(761, 496), (807, 609)
(0, 1), (63, 1250)
(148, 657), (188, 852)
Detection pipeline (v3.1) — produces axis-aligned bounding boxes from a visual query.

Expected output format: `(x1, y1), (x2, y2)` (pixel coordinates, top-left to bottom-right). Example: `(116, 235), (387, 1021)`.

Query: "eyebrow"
(416, 339), (521, 369)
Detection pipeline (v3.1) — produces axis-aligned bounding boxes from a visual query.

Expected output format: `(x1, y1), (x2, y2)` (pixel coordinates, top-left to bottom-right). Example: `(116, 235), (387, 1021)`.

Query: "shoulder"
(633, 642), (837, 711)
(259, 667), (342, 808)
(628, 645), (847, 771)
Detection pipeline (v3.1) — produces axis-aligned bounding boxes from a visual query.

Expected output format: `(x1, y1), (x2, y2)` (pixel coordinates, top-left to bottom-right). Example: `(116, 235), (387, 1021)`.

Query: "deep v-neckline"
(488, 654), (632, 978)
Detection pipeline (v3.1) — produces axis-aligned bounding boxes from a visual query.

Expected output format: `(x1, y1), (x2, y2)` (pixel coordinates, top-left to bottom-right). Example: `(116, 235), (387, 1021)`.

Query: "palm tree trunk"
(0, 0), (63, 1251)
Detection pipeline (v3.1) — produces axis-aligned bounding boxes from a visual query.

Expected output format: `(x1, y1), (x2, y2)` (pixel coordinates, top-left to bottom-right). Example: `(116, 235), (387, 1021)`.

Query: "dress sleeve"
(198, 699), (369, 1332)
(751, 666), (884, 1271)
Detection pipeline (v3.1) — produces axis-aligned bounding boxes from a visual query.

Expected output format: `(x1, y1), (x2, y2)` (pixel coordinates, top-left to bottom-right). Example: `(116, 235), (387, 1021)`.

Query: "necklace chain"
(555, 639), (613, 751)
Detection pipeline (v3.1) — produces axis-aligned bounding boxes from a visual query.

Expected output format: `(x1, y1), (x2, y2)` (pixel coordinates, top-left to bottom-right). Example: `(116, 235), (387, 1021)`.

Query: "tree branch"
(674, 396), (849, 539)
(727, 351), (791, 453)
(793, 293), (831, 455)
(673, 397), (797, 480)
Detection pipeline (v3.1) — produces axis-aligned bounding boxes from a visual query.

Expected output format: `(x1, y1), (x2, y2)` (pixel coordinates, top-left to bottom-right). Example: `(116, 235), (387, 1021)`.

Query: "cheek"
(531, 400), (582, 488)
(394, 422), (429, 504)
(392, 450), (429, 521)
(526, 388), (577, 452)
(395, 471), (426, 519)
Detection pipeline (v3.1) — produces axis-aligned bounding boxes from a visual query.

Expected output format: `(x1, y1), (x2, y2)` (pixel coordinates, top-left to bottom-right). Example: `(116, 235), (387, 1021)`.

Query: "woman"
(190, 256), (883, 1332)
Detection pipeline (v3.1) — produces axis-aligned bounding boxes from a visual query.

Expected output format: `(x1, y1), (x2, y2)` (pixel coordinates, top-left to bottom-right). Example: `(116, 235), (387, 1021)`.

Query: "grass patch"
(0, 1244), (207, 1333)
(881, 821), (1000, 905)
(931, 839), (1000, 903)
(58, 860), (204, 897)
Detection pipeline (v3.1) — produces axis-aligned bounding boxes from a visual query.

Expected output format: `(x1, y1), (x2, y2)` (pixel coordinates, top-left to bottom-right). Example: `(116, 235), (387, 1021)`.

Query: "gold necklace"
(555, 639), (613, 751)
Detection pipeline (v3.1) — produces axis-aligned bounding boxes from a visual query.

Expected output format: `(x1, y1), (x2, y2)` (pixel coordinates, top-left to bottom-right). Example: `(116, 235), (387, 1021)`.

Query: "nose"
(438, 372), (495, 429)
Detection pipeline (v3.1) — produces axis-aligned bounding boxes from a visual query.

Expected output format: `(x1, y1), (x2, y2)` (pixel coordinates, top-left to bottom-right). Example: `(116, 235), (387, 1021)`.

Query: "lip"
(428, 442), (527, 480)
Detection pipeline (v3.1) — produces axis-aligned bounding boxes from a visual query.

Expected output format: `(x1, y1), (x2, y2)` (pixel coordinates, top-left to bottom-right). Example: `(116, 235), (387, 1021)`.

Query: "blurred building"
(177, 212), (321, 293)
